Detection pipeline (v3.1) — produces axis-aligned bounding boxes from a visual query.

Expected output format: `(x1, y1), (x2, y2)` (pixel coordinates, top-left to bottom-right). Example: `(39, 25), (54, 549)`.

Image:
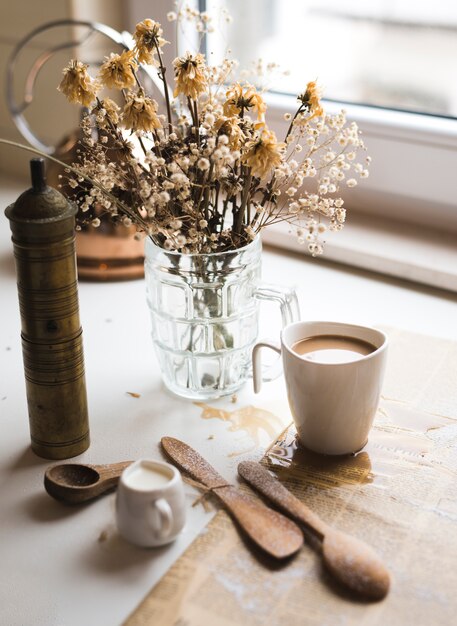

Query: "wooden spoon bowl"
(44, 461), (132, 504)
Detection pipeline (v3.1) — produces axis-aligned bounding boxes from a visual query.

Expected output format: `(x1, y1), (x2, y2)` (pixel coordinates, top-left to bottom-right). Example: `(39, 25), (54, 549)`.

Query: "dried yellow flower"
(298, 81), (324, 121)
(98, 50), (137, 90)
(122, 92), (161, 132)
(133, 19), (168, 65)
(58, 60), (98, 107)
(214, 116), (244, 149)
(104, 98), (121, 123)
(223, 83), (266, 125)
(242, 129), (283, 178)
(95, 97), (121, 127)
(173, 52), (207, 100)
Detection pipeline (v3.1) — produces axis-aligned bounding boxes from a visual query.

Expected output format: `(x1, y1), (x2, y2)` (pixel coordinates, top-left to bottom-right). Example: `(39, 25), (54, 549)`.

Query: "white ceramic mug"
(116, 459), (186, 547)
(253, 321), (388, 455)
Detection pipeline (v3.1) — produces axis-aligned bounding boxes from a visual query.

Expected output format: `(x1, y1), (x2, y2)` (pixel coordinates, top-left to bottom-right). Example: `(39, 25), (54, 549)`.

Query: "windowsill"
(262, 212), (457, 293)
(265, 92), (457, 147)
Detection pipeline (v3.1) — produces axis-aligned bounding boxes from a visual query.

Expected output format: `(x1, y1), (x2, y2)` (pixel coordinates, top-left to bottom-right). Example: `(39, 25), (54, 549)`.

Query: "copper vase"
(47, 131), (145, 281)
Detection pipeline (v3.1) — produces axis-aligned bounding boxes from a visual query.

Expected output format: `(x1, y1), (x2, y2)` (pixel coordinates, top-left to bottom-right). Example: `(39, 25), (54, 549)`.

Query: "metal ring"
(6, 19), (168, 154)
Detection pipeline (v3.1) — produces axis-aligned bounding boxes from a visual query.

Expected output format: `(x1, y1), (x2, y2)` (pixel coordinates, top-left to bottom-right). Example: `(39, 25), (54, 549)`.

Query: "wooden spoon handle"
(93, 461), (133, 486)
(215, 485), (304, 560)
(238, 461), (328, 538)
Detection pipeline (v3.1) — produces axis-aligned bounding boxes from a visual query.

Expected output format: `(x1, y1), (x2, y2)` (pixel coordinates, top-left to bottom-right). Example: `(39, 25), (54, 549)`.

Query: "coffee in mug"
(292, 335), (376, 364)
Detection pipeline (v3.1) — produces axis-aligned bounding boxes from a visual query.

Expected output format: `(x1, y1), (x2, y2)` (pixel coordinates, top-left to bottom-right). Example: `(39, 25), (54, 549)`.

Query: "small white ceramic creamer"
(116, 459), (186, 547)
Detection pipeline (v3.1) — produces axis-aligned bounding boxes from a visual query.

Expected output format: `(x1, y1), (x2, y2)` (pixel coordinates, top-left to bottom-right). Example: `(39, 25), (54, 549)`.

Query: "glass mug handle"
(253, 282), (300, 389)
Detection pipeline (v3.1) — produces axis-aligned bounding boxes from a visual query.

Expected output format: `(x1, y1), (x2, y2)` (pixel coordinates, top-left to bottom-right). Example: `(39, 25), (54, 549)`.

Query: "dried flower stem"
(154, 42), (173, 134)
(234, 170), (252, 235)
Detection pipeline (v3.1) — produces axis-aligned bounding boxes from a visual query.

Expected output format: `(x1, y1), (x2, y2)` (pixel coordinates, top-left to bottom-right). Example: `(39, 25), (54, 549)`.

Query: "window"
(208, 0), (457, 119)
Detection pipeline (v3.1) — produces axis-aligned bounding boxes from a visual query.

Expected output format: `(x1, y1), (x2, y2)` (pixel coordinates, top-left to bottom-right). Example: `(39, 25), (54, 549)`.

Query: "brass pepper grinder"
(5, 158), (90, 459)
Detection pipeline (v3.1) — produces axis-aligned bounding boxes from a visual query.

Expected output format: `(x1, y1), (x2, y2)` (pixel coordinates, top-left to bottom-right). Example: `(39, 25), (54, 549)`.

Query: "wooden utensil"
(161, 437), (303, 560)
(44, 461), (132, 504)
(238, 461), (390, 600)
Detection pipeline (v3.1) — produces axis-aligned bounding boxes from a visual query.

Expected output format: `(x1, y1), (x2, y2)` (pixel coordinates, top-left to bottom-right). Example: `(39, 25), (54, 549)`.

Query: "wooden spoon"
(161, 437), (304, 560)
(238, 461), (390, 600)
(44, 461), (132, 504)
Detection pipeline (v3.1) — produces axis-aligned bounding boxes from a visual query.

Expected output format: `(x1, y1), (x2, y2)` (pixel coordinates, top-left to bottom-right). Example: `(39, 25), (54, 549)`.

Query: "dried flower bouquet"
(56, 11), (370, 256)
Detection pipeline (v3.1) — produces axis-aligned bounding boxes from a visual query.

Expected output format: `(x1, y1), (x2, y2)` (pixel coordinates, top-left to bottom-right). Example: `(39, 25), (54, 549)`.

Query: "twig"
(154, 42), (173, 134)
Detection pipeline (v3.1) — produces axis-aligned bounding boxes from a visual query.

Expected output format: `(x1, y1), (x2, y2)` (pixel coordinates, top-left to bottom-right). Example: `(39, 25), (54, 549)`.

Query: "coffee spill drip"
(196, 399), (456, 480)
(267, 419), (436, 490)
(195, 403), (285, 451)
(267, 435), (373, 489)
(265, 395), (457, 491)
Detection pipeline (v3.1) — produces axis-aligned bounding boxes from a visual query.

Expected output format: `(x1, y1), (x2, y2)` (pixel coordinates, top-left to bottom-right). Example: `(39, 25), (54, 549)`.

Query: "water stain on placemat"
(379, 398), (455, 432)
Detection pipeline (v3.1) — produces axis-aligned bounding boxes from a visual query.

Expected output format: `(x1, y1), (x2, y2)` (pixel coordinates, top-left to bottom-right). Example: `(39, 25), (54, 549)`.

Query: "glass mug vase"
(145, 236), (300, 400)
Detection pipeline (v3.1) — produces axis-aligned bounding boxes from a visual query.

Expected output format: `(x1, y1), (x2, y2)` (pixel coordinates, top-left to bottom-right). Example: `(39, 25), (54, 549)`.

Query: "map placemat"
(125, 328), (457, 625)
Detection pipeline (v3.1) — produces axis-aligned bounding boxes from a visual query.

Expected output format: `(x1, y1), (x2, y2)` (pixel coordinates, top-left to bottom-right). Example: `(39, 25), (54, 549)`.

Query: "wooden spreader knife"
(161, 437), (303, 560)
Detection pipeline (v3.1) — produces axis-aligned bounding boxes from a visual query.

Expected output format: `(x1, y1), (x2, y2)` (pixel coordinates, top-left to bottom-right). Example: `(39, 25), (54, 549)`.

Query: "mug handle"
(152, 498), (173, 539)
(253, 283), (299, 389)
(252, 340), (282, 394)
